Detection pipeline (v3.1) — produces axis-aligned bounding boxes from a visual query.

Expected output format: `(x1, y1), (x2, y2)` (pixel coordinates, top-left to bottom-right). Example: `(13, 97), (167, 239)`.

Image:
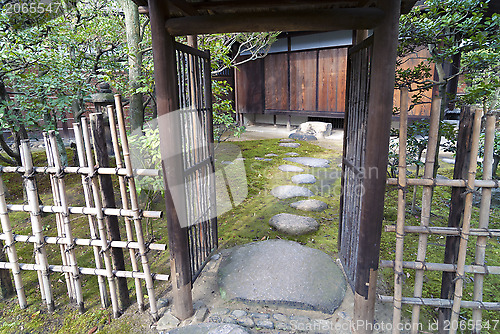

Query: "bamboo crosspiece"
(0, 176), (26, 309)
(43, 133), (75, 303)
(115, 94), (159, 320)
(80, 117), (121, 318)
(392, 87), (408, 333)
(20, 140), (54, 312)
(106, 105), (144, 312)
(47, 131), (85, 313)
(472, 112), (497, 333)
(411, 95), (442, 334)
(73, 123), (109, 308)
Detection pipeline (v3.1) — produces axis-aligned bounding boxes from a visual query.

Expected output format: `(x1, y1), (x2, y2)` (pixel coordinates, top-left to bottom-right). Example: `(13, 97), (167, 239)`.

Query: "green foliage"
(212, 80), (244, 143)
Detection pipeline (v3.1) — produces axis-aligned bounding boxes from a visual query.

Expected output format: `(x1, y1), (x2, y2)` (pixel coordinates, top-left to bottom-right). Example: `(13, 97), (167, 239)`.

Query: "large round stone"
(283, 157), (330, 168)
(270, 185), (313, 199)
(218, 240), (347, 314)
(291, 174), (316, 184)
(290, 199), (328, 212)
(278, 165), (304, 173)
(269, 213), (319, 235)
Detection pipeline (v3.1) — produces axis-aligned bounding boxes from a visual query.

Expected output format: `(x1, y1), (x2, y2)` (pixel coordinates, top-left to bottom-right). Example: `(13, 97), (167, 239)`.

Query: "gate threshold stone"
(165, 323), (250, 334)
(218, 240), (347, 314)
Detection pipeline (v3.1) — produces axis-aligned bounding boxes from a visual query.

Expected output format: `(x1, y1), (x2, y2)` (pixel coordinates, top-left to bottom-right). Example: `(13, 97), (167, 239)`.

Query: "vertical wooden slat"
(0, 176), (27, 308)
(114, 95), (159, 320)
(20, 140), (54, 312)
(106, 105), (144, 312)
(411, 95), (442, 334)
(81, 117), (121, 318)
(471, 112), (497, 333)
(449, 108), (482, 334)
(392, 87), (408, 333)
(47, 131), (85, 313)
(73, 122), (109, 308)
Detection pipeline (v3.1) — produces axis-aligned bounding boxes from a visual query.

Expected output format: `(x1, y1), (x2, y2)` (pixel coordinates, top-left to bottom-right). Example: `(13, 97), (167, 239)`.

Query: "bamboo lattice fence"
(0, 95), (167, 320)
(381, 88), (500, 334)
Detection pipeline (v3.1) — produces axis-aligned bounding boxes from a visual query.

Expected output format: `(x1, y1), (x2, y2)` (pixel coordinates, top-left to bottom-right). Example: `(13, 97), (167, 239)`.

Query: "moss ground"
(0, 140), (498, 333)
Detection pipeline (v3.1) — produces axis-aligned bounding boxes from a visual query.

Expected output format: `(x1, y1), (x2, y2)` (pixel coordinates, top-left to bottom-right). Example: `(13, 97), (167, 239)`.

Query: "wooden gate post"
(148, 0), (194, 321)
(353, 1), (401, 332)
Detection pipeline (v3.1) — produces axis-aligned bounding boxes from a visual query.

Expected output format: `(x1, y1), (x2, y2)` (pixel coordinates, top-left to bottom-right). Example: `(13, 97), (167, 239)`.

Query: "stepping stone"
(269, 213), (319, 235)
(291, 174), (316, 184)
(270, 185), (313, 199)
(280, 138), (295, 143)
(279, 142), (300, 148)
(254, 157), (272, 161)
(290, 199), (328, 212)
(221, 161), (233, 165)
(165, 323), (250, 334)
(278, 165), (304, 173)
(283, 157), (330, 168)
(265, 153), (278, 157)
(442, 157), (455, 164)
(218, 240), (347, 314)
(289, 132), (317, 141)
(285, 152), (299, 156)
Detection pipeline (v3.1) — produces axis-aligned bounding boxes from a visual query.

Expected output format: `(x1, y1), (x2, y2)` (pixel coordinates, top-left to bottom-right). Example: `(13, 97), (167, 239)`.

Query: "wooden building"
(235, 32), (434, 127)
(133, 1), (417, 333)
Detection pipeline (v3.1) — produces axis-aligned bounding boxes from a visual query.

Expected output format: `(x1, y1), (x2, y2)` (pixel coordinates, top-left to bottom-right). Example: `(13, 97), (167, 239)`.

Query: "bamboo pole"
(384, 225), (500, 237)
(73, 123), (109, 308)
(106, 105), (144, 311)
(380, 260), (500, 275)
(393, 87), (408, 333)
(379, 295), (500, 310)
(6, 204), (162, 219)
(43, 133), (75, 303)
(387, 178), (500, 188)
(47, 131), (85, 313)
(472, 112), (496, 333)
(115, 94), (159, 320)
(0, 176), (26, 308)
(0, 166), (160, 177)
(411, 95), (441, 334)
(81, 117), (121, 318)
(0, 234), (167, 251)
(449, 107), (482, 334)
(20, 140), (54, 311)
(0, 262), (169, 281)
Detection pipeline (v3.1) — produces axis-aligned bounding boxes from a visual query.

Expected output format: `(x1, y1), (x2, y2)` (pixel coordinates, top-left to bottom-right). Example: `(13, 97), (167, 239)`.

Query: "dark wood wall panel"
(235, 58), (263, 114)
(289, 51), (317, 111)
(264, 53), (288, 110)
(318, 48), (347, 112)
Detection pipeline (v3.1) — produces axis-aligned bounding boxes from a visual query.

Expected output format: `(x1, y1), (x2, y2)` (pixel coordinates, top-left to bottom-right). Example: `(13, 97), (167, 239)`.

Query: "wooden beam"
(148, 0), (194, 321)
(353, 0), (401, 333)
(191, 0), (356, 11)
(165, 8), (385, 35)
(168, 0), (197, 16)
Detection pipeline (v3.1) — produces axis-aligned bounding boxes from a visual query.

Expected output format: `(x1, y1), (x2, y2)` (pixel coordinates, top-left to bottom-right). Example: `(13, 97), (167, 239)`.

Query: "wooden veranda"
(134, 1), (417, 333)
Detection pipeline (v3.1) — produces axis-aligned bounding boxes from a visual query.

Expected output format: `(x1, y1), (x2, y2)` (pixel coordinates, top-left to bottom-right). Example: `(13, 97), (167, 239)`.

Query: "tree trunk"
(90, 113), (130, 311)
(438, 106), (473, 333)
(120, 0), (144, 132)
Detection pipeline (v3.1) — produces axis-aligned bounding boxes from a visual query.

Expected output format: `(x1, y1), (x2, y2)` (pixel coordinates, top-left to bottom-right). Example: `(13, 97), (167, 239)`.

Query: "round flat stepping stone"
(291, 174), (316, 184)
(218, 240), (347, 314)
(283, 157), (330, 168)
(165, 323), (250, 334)
(279, 142), (300, 148)
(280, 138), (295, 143)
(254, 157), (272, 161)
(290, 199), (328, 212)
(285, 152), (299, 156)
(270, 185), (313, 199)
(278, 165), (304, 173)
(264, 153), (278, 157)
(269, 213), (319, 235)
(289, 132), (317, 141)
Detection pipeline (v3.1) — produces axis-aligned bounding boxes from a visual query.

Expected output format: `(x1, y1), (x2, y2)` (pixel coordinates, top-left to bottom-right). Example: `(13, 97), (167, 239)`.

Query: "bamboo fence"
(0, 96), (166, 320)
(381, 94), (500, 333)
